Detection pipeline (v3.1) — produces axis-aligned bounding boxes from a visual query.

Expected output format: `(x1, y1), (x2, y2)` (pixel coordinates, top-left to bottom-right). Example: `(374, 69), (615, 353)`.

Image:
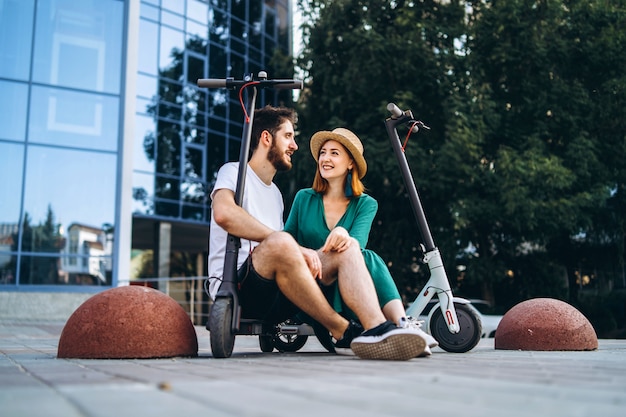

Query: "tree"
(295, 0), (626, 314)
(466, 0), (626, 307)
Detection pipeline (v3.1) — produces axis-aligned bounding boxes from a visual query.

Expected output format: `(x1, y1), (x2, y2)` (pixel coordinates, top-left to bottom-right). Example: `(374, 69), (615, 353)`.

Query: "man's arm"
(212, 188), (275, 242)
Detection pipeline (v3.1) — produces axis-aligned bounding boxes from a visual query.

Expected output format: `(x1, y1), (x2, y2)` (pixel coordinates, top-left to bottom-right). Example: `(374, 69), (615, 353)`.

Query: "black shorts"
(237, 256), (300, 323)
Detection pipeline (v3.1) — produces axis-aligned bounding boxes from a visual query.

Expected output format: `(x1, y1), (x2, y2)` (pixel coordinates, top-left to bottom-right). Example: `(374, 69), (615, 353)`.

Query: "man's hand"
(321, 226), (353, 253)
(301, 247), (323, 280)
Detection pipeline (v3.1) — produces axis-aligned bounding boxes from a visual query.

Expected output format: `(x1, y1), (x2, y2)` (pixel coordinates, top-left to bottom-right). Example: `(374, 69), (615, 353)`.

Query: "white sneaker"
(399, 316), (439, 349)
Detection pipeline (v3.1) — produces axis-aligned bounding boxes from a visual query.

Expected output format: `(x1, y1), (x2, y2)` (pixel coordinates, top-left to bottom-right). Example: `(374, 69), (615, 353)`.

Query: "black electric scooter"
(197, 72), (327, 358)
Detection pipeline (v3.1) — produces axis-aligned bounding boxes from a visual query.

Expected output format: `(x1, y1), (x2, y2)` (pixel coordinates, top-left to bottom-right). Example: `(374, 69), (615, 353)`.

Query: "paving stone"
(2, 321), (625, 417)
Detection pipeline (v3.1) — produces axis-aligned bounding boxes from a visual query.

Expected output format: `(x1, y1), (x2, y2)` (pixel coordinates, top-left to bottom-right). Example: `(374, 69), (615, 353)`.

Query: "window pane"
(138, 19), (159, 75)
(187, 20), (207, 40)
(132, 171), (155, 215)
(0, 254), (17, 285)
(181, 179), (206, 204)
(184, 146), (204, 178)
(187, 0), (208, 22)
(140, 2), (159, 21)
(134, 114), (156, 173)
(182, 204), (204, 221)
(136, 73), (158, 100)
(160, 26), (185, 73)
(0, 142), (24, 226)
(19, 254), (110, 286)
(0, 81), (28, 141)
(162, 0), (184, 15)
(22, 146), (116, 252)
(32, 0), (123, 93)
(28, 86), (119, 151)
(0, 0), (35, 80)
(162, 10), (184, 30)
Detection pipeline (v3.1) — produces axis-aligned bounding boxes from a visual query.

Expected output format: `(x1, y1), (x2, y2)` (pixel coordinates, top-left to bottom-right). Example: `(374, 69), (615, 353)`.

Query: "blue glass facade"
(0, 0), (293, 290)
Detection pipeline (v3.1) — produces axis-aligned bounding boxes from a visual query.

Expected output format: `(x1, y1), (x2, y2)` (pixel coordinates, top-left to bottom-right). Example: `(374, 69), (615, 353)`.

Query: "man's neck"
(248, 154), (276, 185)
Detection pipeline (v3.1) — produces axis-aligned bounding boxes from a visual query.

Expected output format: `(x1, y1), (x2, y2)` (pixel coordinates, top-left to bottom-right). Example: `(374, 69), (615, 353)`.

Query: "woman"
(284, 128), (437, 353)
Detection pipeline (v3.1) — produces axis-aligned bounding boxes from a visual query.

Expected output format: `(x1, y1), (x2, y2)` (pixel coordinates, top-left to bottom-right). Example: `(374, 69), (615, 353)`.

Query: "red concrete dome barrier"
(57, 286), (198, 359)
(495, 298), (598, 351)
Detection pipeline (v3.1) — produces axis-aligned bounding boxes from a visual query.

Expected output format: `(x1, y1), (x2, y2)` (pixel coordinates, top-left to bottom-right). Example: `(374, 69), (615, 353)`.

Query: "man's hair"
(250, 105), (297, 153)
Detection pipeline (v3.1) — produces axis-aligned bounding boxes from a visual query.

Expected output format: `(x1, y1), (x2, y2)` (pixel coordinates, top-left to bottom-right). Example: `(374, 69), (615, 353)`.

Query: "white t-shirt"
(207, 162), (284, 299)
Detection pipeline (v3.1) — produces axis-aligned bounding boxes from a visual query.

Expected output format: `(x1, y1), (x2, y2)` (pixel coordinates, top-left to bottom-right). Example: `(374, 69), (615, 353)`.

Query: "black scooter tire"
(430, 302), (482, 353)
(209, 298), (236, 358)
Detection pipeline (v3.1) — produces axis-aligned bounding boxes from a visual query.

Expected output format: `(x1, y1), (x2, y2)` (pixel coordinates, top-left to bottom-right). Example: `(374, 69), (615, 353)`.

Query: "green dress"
(284, 188), (401, 319)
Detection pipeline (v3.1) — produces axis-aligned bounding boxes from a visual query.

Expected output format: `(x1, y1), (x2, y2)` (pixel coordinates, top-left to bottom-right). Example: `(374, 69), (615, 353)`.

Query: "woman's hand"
(301, 247), (323, 280)
(321, 226), (353, 253)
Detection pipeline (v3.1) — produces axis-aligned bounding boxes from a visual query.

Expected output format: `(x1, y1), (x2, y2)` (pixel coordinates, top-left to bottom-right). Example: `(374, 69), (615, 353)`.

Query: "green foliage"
(294, 0), (626, 308)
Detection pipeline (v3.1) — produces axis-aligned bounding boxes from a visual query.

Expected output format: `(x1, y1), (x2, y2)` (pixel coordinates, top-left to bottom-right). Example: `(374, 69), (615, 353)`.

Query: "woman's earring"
(344, 170), (353, 198)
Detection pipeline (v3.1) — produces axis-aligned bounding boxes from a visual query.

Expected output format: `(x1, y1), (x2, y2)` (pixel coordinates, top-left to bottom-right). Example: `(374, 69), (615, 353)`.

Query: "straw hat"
(310, 128), (367, 178)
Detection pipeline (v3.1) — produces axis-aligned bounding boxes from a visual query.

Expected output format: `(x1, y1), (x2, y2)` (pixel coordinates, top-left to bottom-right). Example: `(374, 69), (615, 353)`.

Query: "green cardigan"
(284, 188), (401, 316)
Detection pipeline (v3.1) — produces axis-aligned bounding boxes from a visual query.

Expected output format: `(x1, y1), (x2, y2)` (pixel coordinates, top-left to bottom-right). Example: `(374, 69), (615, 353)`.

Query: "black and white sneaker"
(350, 320), (427, 360)
(333, 320), (364, 355)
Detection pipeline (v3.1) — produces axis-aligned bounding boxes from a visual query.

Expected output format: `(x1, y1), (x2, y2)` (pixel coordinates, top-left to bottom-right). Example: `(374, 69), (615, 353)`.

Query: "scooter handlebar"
(387, 102), (404, 118)
(197, 78), (303, 90)
(196, 78), (228, 88)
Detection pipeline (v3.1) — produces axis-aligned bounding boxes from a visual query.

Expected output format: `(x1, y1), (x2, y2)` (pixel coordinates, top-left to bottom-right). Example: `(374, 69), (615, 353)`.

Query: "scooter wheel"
(272, 320), (308, 352)
(259, 335), (274, 352)
(430, 302), (482, 353)
(273, 333), (308, 352)
(209, 298), (236, 358)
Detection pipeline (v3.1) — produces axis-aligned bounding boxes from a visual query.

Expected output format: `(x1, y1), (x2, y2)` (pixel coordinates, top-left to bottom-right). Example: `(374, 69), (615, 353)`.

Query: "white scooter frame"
(385, 103), (482, 353)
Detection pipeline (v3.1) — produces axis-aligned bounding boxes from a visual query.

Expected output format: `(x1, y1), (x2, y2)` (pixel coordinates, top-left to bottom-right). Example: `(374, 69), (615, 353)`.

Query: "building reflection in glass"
(0, 0), (294, 288)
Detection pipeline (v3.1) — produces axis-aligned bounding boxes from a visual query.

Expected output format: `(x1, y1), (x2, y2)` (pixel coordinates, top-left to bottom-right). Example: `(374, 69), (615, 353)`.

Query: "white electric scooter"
(385, 103), (482, 353)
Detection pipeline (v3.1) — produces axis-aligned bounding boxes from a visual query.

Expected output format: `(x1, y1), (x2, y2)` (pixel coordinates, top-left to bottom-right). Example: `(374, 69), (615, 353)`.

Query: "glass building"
(0, 0), (294, 294)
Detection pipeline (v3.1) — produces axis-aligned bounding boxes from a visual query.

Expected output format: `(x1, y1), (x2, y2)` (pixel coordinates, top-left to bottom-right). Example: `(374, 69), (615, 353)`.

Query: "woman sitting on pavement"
(284, 128), (438, 356)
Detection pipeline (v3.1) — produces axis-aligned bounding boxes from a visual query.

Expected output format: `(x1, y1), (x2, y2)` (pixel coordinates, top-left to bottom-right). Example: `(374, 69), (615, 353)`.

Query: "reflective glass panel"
(0, 254), (17, 285)
(182, 203), (204, 221)
(22, 146), (116, 253)
(32, 0), (123, 94)
(132, 172), (155, 215)
(140, 2), (159, 21)
(162, 0), (184, 15)
(0, 81), (28, 141)
(0, 142), (24, 226)
(136, 73), (158, 100)
(186, 20), (207, 40)
(162, 10), (185, 30)
(134, 114), (157, 173)
(187, 0), (208, 21)
(0, 0), (35, 81)
(138, 20), (159, 75)
(184, 146), (204, 179)
(19, 254), (111, 286)
(28, 86), (120, 152)
(160, 26), (185, 73)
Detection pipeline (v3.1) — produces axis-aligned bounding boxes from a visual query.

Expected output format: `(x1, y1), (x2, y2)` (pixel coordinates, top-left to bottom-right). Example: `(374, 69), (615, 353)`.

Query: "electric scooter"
(197, 72), (326, 358)
(385, 103), (482, 353)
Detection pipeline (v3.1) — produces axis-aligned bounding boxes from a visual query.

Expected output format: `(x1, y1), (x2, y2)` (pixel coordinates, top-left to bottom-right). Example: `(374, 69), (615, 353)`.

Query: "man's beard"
(267, 142), (292, 172)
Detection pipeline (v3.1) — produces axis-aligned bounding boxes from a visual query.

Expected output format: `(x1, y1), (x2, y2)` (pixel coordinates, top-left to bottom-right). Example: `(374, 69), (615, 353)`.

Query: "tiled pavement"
(1, 321), (625, 417)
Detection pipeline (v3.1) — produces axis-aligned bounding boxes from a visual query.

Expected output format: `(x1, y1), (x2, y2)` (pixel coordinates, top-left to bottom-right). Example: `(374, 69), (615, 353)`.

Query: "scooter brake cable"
(238, 81), (261, 123)
(402, 121), (421, 152)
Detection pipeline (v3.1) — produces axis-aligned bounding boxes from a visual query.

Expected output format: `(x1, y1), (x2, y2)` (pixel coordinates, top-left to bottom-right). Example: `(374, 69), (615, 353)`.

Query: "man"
(208, 105), (427, 360)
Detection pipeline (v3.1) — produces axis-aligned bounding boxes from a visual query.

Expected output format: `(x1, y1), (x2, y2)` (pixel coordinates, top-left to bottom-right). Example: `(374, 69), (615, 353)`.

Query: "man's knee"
(265, 231), (298, 251)
(256, 231), (300, 261)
